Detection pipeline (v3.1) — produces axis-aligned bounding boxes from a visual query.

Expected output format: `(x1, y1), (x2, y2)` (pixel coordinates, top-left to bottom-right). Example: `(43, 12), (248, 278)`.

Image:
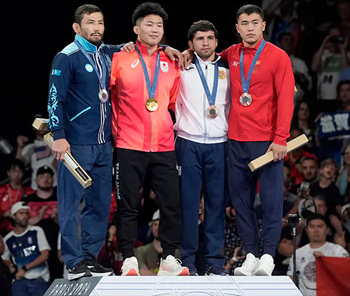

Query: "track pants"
(227, 140), (283, 257)
(113, 148), (181, 260)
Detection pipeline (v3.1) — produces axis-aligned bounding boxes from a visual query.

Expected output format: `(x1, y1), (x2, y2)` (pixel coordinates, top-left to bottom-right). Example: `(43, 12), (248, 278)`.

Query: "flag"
(316, 256), (350, 296)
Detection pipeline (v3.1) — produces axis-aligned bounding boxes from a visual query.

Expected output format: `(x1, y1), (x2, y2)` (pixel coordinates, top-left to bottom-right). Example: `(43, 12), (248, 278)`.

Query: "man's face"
(14, 209), (29, 228)
(338, 2), (350, 20)
(315, 199), (327, 215)
(339, 83), (350, 106)
(306, 219), (328, 243)
(236, 13), (266, 46)
(74, 12), (105, 45)
(7, 166), (23, 184)
(301, 159), (318, 181)
(134, 14), (164, 48)
(189, 30), (218, 61)
(151, 220), (159, 240)
(278, 35), (294, 55)
(36, 173), (54, 191)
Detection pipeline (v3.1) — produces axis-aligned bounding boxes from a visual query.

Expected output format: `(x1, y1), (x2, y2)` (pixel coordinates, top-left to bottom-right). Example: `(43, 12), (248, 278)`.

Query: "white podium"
(90, 276), (302, 296)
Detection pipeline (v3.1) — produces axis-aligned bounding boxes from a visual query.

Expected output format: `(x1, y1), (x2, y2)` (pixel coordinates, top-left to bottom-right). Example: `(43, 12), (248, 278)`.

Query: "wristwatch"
(22, 265), (28, 272)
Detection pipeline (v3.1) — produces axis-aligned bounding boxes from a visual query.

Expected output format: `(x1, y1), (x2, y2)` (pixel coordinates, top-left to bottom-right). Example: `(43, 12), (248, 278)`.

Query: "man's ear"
(188, 41), (193, 50)
(73, 23), (81, 35)
(133, 26), (139, 35)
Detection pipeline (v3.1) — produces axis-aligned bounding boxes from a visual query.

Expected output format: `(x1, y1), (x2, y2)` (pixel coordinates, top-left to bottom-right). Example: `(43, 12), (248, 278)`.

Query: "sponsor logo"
(131, 59), (140, 68)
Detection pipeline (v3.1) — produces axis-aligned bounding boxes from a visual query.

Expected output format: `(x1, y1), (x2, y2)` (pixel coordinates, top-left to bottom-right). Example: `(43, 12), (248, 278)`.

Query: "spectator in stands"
(1, 201), (50, 296)
(336, 143), (350, 197)
(0, 159), (34, 237)
(310, 158), (344, 220)
(290, 157), (319, 195)
(135, 210), (181, 276)
(287, 213), (349, 296)
(311, 25), (349, 113)
(284, 127), (318, 188)
(290, 100), (317, 154)
(336, 80), (350, 111)
(0, 234), (11, 296)
(343, 202), (350, 232)
(15, 114), (57, 191)
(278, 32), (312, 103)
(22, 165), (62, 282)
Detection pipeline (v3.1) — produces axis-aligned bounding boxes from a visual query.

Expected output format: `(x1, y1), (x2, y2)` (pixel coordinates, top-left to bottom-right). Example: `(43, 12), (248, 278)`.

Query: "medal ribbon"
(74, 40), (107, 92)
(136, 46), (160, 99)
(194, 56), (219, 107)
(240, 39), (266, 94)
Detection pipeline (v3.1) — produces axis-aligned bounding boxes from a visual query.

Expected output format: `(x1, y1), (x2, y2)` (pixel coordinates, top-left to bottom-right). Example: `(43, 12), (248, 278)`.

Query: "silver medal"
(240, 93), (252, 107)
(99, 89), (109, 103)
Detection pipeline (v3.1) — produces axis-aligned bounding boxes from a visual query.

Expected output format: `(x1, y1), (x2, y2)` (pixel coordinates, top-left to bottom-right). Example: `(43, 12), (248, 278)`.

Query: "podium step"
(44, 275), (302, 296)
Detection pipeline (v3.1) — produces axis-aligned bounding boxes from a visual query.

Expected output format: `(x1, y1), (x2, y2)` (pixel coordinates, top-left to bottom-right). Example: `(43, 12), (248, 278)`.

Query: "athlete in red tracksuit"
(219, 5), (295, 276)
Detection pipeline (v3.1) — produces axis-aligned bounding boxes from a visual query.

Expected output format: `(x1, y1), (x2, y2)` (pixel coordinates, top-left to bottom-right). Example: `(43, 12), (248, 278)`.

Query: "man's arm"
(271, 50), (295, 148)
(168, 67), (181, 112)
(48, 53), (72, 160)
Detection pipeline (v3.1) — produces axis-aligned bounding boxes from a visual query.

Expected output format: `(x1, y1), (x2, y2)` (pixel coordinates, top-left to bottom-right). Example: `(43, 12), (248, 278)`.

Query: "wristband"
(231, 256), (238, 262)
(22, 265), (28, 272)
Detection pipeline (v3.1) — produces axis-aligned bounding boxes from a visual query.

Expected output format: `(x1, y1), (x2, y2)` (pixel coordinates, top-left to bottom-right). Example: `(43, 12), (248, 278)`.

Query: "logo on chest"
(131, 59), (140, 68)
(160, 61), (169, 73)
(85, 64), (94, 73)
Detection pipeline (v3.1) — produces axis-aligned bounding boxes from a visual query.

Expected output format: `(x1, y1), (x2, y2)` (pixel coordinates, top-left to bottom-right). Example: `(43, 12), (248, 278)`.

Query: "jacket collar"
(75, 34), (105, 53)
(193, 52), (221, 64)
(239, 36), (264, 52)
(136, 39), (163, 56)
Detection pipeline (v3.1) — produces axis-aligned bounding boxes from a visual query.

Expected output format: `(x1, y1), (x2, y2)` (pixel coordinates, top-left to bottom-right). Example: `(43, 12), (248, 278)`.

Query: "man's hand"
(39, 205), (49, 220)
(121, 42), (135, 52)
(181, 49), (194, 70)
(267, 142), (287, 161)
(164, 47), (184, 68)
(313, 251), (324, 258)
(334, 231), (347, 248)
(52, 139), (70, 161)
(17, 135), (29, 149)
(15, 268), (26, 280)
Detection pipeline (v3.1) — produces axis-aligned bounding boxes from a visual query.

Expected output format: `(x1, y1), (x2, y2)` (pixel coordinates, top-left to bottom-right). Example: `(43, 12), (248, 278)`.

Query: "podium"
(44, 276), (302, 296)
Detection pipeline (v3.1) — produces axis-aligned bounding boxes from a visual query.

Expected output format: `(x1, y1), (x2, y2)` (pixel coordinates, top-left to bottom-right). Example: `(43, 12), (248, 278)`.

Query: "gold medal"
(206, 105), (219, 118)
(146, 98), (158, 112)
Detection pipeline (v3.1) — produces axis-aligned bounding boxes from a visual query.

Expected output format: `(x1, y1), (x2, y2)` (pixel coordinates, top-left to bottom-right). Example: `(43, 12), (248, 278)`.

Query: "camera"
(288, 214), (300, 228)
(329, 36), (344, 44)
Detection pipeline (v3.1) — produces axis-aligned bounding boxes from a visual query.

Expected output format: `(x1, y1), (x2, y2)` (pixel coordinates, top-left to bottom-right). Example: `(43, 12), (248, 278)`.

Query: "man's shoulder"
(58, 42), (80, 57)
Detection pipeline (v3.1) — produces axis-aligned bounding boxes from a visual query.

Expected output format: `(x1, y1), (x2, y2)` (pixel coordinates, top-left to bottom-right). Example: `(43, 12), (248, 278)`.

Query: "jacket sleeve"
(168, 65), (180, 111)
(273, 51), (295, 146)
(47, 53), (73, 140)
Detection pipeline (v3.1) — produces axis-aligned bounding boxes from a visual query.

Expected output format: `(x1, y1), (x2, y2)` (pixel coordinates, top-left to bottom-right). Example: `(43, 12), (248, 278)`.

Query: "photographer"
(311, 25), (349, 113)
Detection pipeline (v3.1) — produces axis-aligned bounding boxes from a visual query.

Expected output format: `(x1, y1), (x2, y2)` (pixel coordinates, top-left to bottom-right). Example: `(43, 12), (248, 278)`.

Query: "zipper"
(95, 51), (105, 144)
(203, 64), (208, 143)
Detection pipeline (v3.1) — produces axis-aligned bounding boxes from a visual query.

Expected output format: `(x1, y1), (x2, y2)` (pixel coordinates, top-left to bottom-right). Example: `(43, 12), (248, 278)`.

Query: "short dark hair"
(336, 80), (350, 95)
(132, 2), (168, 26)
(187, 20), (218, 41)
(7, 158), (25, 173)
(277, 31), (294, 43)
(300, 157), (319, 167)
(236, 4), (264, 23)
(306, 212), (328, 227)
(74, 4), (103, 25)
(314, 195), (328, 207)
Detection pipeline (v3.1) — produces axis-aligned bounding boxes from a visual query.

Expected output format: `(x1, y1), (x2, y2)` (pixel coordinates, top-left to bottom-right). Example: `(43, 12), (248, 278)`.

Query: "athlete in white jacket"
(174, 20), (231, 276)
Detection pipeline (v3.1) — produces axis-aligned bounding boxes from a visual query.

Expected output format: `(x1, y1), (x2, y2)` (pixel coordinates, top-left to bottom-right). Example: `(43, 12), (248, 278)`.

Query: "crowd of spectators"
(1, 1), (350, 295)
